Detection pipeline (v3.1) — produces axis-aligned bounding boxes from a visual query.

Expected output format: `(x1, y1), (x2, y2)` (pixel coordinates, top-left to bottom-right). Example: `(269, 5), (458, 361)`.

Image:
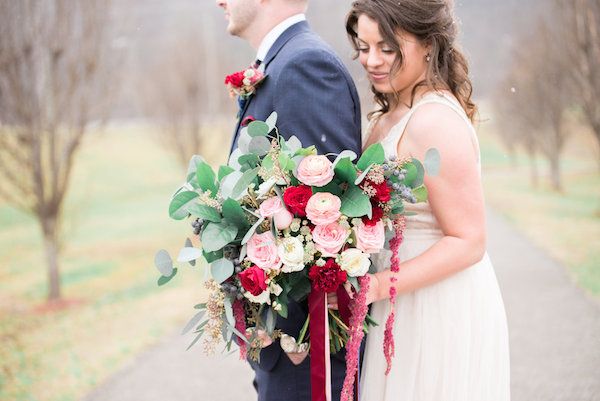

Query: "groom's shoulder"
(277, 30), (347, 71)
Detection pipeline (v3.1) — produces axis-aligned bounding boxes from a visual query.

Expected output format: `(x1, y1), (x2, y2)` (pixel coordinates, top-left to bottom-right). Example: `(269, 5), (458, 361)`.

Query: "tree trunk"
(549, 153), (563, 192)
(42, 217), (61, 301)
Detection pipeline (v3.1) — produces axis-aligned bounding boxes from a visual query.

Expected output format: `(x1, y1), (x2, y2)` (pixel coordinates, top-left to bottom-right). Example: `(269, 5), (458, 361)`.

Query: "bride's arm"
(368, 103), (486, 303)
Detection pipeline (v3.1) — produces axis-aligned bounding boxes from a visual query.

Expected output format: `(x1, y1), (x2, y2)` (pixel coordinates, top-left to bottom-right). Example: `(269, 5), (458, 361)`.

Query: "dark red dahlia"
(308, 259), (347, 293)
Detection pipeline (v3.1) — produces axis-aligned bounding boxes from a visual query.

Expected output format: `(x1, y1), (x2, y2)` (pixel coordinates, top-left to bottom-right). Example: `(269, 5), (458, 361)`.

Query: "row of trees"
(0, 0), (117, 300)
(493, 0), (600, 191)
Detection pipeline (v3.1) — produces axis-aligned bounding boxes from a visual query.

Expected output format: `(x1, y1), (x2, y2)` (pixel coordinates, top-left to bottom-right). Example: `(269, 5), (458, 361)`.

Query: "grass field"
(0, 126), (227, 401)
(478, 109), (600, 299)
(0, 115), (598, 401)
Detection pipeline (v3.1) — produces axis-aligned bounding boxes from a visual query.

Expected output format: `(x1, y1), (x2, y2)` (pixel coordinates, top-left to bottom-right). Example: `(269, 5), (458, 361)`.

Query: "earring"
(426, 54), (431, 62)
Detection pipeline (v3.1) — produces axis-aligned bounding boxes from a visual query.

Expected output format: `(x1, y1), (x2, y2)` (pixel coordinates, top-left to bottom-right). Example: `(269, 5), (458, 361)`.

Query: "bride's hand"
(326, 282), (353, 310)
(365, 273), (381, 305)
(245, 328), (273, 348)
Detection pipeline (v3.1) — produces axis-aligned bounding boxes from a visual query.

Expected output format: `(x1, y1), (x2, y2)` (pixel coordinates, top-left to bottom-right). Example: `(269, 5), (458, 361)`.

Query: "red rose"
(239, 265), (267, 296)
(283, 185), (313, 217)
(362, 203), (384, 226)
(224, 71), (245, 88)
(309, 259), (347, 293)
(371, 180), (392, 203)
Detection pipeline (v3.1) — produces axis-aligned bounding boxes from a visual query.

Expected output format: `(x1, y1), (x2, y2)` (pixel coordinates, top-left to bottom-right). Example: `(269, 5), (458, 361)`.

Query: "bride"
(330, 0), (511, 400)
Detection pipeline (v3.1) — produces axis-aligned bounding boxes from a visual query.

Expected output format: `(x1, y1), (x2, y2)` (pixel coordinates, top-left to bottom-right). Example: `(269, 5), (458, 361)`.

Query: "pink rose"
(312, 222), (349, 257)
(297, 155), (334, 187)
(259, 196), (293, 230)
(246, 231), (282, 271)
(305, 192), (342, 226)
(354, 220), (385, 253)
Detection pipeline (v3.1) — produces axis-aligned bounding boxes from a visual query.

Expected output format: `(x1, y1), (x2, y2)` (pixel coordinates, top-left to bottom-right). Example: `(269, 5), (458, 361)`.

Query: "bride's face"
(356, 15), (430, 96)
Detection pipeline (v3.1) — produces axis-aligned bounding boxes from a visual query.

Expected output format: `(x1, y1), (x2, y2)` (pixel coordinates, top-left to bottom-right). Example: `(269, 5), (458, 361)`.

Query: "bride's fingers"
(327, 293), (338, 310)
(344, 282), (354, 299)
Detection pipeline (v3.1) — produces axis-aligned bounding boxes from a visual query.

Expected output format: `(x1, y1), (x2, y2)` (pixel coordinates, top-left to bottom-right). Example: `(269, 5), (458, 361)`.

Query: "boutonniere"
(224, 66), (267, 100)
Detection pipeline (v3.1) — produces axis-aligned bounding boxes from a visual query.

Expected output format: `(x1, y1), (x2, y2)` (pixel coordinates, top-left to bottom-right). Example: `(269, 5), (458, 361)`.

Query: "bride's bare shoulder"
(401, 97), (474, 161)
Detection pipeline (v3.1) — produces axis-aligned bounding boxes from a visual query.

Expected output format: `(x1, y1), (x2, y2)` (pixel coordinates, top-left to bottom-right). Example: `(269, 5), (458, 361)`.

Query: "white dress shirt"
(256, 13), (306, 66)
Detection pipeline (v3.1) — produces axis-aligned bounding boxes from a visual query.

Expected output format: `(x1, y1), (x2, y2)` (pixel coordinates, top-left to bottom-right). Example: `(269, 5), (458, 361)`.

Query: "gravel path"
(83, 209), (600, 401)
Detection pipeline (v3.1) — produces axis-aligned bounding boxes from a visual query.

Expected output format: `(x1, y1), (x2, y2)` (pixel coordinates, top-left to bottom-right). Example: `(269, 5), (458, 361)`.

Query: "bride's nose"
(366, 49), (384, 68)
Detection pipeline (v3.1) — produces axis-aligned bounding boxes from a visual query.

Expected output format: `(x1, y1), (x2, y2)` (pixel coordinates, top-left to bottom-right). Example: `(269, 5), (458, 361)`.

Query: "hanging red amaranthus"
(341, 275), (371, 401)
(383, 216), (406, 375)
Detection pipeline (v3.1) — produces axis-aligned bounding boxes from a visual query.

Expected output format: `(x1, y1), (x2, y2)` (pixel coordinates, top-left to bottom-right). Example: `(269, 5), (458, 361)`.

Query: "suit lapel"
(229, 21), (311, 155)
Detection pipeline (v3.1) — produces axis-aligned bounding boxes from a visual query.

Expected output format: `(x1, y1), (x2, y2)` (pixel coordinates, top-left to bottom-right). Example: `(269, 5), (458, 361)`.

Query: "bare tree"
(557, 0), (600, 165)
(139, 16), (234, 168)
(0, 0), (116, 301)
(506, 20), (572, 191)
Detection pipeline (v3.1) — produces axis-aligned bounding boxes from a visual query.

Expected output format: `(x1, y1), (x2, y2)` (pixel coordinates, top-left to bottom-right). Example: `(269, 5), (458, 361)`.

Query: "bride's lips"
(368, 72), (389, 82)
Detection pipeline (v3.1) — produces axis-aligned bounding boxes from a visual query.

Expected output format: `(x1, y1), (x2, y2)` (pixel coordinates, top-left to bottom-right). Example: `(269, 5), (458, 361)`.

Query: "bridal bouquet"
(154, 112), (438, 401)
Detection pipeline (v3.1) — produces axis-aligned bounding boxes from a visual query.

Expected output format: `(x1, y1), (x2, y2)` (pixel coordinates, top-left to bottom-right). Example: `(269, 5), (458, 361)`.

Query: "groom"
(216, 0), (362, 400)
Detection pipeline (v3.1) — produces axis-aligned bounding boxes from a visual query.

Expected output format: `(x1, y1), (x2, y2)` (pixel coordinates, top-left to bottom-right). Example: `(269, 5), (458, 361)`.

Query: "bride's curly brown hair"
(346, 0), (477, 122)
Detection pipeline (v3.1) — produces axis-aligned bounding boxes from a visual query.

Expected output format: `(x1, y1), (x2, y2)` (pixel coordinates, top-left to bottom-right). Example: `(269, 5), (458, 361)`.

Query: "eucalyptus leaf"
(334, 157), (357, 183)
(154, 249), (173, 276)
(224, 297), (235, 326)
(196, 162), (217, 195)
(201, 221), (238, 252)
(203, 249), (224, 264)
(186, 155), (205, 179)
(220, 171), (243, 199)
(158, 268), (177, 286)
(248, 121), (270, 137)
(265, 112), (278, 131)
(228, 148), (243, 169)
(241, 216), (265, 245)
(278, 153), (295, 172)
(248, 136), (271, 156)
(181, 310), (206, 335)
(185, 238), (196, 266)
(357, 143), (385, 170)
(231, 168), (259, 200)
(177, 247), (203, 262)
(211, 258), (235, 284)
(168, 191), (199, 220)
(412, 185), (428, 202)
(238, 154), (260, 170)
(354, 164), (373, 185)
(403, 163), (417, 186)
(333, 150), (357, 167)
(340, 186), (372, 218)
(411, 158), (425, 188)
(424, 148), (441, 176)
(187, 204), (221, 222)
(237, 128), (252, 154)
(226, 321), (251, 344)
(218, 165), (235, 181)
(286, 135), (302, 153)
(312, 181), (343, 197)
(222, 198), (250, 229)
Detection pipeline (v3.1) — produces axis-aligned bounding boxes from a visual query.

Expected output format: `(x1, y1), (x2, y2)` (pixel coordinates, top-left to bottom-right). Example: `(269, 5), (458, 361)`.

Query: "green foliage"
(187, 204), (221, 223)
(340, 186), (372, 218)
(168, 191), (199, 220)
(357, 143), (385, 170)
(196, 162), (217, 195)
(201, 221), (238, 252)
(334, 157), (358, 183)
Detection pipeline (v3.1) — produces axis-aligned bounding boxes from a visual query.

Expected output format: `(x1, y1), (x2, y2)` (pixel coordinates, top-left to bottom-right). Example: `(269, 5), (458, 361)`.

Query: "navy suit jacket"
(228, 21), (362, 401)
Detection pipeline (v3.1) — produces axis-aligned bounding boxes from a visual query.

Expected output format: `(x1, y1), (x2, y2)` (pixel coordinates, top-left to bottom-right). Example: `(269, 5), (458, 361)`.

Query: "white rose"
(339, 248), (371, 277)
(243, 77), (252, 86)
(244, 290), (270, 304)
(278, 237), (305, 273)
(244, 69), (256, 78)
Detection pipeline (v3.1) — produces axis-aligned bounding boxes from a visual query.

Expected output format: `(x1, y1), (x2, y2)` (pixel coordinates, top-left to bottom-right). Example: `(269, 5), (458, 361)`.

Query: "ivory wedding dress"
(359, 92), (510, 401)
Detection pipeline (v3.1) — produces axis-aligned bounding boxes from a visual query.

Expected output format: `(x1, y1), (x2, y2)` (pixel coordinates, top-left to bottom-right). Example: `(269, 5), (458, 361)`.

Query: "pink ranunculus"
(312, 222), (349, 257)
(297, 155), (334, 187)
(305, 192), (342, 226)
(259, 196), (293, 230)
(354, 220), (385, 253)
(246, 231), (282, 271)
